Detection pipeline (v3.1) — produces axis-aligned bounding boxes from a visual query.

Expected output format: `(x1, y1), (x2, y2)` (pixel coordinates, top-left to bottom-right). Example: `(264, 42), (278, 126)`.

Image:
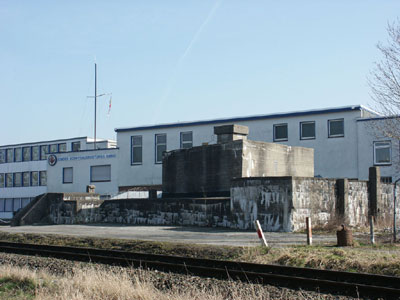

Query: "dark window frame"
(300, 121), (316, 140)
(155, 133), (167, 164)
(39, 171), (47, 186)
(32, 146), (40, 161)
(40, 145), (49, 160)
(328, 118), (345, 138)
(63, 167), (73, 184)
(6, 148), (14, 163)
(0, 149), (6, 164)
(273, 123), (288, 142)
(71, 141), (81, 152)
(22, 172), (30, 187)
(13, 172), (22, 187)
(131, 135), (143, 165)
(5, 173), (13, 188)
(180, 131), (193, 149)
(22, 146), (31, 161)
(31, 171), (39, 186)
(373, 141), (392, 166)
(14, 148), (22, 162)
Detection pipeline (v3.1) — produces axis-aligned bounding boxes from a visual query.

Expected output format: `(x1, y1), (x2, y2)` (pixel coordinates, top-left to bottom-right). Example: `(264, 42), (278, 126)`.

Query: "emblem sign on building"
(48, 154), (57, 166)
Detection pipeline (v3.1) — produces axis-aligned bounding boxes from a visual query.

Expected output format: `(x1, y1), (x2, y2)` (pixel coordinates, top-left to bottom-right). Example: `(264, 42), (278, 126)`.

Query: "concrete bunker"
(162, 124), (314, 198)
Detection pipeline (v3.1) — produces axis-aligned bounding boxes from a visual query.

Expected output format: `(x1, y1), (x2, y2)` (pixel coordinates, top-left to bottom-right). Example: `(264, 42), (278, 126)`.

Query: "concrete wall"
(230, 177), (293, 231)
(46, 170), (400, 232)
(241, 141), (314, 177)
(231, 174), (399, 231)
(291, 177), (336, 230)
(163, 139), (313, 197)
(50, 197), (231, 227)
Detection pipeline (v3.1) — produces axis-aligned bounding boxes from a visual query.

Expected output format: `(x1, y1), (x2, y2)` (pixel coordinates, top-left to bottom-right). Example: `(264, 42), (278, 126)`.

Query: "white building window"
(31, 171), (39, 186)
(22, 147), (31, 161)
(14, 173), (22, 187)
(6, 173), (13, 187)
(180, 132), (193, 149)
(0, 173), (4, 188)
(91, 165), (111, 182)
(13, 198), (21, 212)
(328, 119), (344, 137)
(14, 148), (22, 162)
(0, 150), (5, 163)
(273, 124), (288, 142)
(22, 172), (30, 187)
(40, 145), (49, 160)
(50, 144), (58, 153)
(32, 146), (40, 161)
(300, 121), (315, 140)
(39, 171), (47, 186)
(131, 136), (143, 165)
(5, 199), (13, 212)
(72, 142), (81, 152)
(59, 143), (67, 152)
(0, 199), (4, 212)
(63, 167), (73, 184)
(374, 141), (391, 165)
(155, 134), (166, 164)
(6, 149), (13, 163)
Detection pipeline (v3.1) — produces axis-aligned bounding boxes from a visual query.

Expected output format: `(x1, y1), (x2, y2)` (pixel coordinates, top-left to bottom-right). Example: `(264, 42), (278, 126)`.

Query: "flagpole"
(94, 63), (97, 150)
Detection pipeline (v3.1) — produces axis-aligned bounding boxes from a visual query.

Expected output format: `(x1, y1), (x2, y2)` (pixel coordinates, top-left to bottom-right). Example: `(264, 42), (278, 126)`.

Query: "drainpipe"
(394, 178), (400, 242)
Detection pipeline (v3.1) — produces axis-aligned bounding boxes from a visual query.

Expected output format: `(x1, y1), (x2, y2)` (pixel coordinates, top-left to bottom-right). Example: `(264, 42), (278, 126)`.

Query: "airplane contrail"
(152, 0), (222, 124)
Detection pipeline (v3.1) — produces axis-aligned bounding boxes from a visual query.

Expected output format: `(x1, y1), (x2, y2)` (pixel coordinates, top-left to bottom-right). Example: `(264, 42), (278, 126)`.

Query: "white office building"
(115, 105), (398, 191)
(0, 137), (116, 219)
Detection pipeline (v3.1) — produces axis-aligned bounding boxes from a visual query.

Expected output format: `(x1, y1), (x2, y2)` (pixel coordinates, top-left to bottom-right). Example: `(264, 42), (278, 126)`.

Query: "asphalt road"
(0, 224), (337, 247)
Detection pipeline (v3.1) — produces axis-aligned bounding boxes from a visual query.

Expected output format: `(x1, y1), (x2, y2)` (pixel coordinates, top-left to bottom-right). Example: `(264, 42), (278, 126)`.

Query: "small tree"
(369, 21), (400, 140)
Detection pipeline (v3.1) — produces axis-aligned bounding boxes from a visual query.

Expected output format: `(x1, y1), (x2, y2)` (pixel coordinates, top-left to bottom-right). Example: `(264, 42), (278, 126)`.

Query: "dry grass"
(0, 264), (306, 300)
(241, 244), (400, 276)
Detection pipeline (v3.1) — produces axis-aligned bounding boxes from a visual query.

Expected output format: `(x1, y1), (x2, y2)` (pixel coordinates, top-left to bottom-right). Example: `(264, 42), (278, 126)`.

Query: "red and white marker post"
(306, 217), (312, 245)
(255, 220), (268, 247)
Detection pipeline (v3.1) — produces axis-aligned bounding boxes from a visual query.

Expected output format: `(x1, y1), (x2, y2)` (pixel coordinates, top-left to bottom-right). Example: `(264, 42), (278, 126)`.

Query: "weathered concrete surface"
(214, 124), (249, 143)
(0, 225), (337, 247)
(242, 141), (314, 178)
(162, 142), (243, 197)
(50, 198), (231, 227)
(163, 139), (314, 197)
(291, 177), (336, 230)
(230, 177), (293, 231)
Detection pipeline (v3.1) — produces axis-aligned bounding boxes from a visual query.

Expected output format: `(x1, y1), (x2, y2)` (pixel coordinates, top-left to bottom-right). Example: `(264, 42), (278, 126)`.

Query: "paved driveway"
(0, 225), (337, 247)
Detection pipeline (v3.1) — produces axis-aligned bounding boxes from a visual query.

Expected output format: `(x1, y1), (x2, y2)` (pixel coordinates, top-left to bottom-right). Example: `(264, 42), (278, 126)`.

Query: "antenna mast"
(94, 63), (97, 150)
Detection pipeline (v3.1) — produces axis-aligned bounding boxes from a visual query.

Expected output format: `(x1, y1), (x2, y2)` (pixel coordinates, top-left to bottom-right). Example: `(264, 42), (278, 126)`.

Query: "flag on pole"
(107, 96), (112, 116)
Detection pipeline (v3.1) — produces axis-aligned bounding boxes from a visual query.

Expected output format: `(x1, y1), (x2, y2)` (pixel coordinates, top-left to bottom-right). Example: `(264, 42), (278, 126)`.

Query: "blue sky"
(1, 1), (399, 144)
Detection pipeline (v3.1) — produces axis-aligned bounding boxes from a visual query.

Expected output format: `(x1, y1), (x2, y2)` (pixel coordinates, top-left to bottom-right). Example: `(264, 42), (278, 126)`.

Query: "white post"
(306, 217), (312, 245)
(370, 215), (375, 245)
(255, 220), (268, 247)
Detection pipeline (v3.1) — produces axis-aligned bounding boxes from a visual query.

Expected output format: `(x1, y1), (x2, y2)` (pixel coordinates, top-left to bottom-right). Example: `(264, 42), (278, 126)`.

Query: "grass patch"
(0, 277), (36, 300)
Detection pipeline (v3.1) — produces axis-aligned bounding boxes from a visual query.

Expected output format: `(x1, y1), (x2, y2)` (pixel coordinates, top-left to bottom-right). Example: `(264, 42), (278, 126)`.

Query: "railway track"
(0, 241), (399, 299)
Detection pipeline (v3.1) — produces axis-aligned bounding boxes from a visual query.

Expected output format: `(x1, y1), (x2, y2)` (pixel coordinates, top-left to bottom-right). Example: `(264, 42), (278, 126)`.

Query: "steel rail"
(0, 241), (399, 299)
